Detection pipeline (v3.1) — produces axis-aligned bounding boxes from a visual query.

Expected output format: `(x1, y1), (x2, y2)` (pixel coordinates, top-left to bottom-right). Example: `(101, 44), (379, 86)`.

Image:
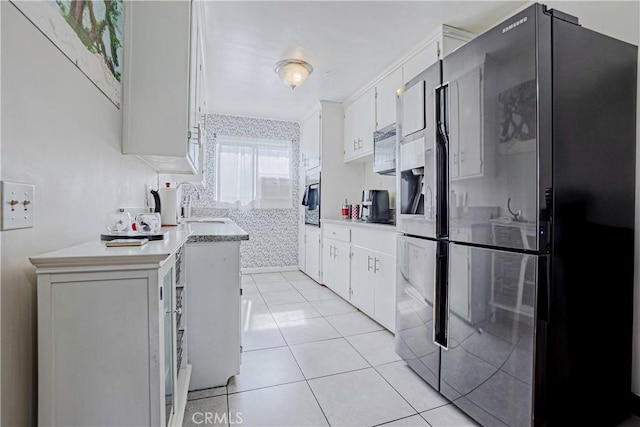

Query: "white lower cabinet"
(323, 238), (351, 301)
(31, 238), (192, 427)
(350, 245), (376, 315)
(303, 226), (322, 283)
(372, 252), (396, 331)
(186, 241), (241, 390)
(322, 222), (397, 332)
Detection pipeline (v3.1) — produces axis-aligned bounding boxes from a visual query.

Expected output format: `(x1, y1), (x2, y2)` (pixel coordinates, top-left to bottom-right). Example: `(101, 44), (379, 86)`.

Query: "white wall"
(0, 3), (157, 425)
(362, 159), (396, 206)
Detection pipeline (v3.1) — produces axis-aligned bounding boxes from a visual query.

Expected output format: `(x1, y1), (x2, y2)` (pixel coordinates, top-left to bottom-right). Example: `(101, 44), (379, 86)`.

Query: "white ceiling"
(202, 1), (528, 122)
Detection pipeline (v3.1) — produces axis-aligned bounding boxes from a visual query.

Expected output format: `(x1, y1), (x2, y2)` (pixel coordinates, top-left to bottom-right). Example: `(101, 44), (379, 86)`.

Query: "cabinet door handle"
(358, 138), (363, 150)
(374, 257), (380, 273)
(367, 255), (373, 271)
(329, 245), (334, 257)
(353, 139), (357, 151)
(334, 246), (338, 259)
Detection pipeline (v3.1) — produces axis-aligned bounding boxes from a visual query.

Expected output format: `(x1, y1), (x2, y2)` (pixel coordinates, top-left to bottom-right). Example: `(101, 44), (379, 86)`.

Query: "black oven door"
(303, 183), (320, 226)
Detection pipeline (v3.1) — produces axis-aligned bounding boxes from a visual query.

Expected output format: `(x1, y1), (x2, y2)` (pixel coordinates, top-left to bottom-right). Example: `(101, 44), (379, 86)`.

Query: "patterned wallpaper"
(192, 114), (300, 270)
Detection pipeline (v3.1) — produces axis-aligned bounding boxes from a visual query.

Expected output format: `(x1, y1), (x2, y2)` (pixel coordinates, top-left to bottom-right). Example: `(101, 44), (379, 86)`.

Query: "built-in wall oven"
(301, 170), (320, 227)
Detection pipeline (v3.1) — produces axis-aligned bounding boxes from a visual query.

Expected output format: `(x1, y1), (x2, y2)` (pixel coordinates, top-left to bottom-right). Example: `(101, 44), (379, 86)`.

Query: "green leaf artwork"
(11, 0), (124, 107)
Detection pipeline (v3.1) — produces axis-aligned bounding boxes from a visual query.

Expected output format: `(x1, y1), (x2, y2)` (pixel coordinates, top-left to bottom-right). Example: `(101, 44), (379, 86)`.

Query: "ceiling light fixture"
(274, 59), (313, 90)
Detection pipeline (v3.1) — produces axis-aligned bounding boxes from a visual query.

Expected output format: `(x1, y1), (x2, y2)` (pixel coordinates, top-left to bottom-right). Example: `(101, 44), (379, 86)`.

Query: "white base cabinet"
(303, 226), (322, 283)
(31, 237), (192, 427)
(322, 237), (351, 301)
(322, 222), (397, 332)
(186, 241), (241, 390)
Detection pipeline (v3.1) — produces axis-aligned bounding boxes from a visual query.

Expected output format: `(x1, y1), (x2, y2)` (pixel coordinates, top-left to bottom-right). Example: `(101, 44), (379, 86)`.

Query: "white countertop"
(322, 218), (397, 233)
(30, 228), (192, 269)
(30, 218), (249, 269)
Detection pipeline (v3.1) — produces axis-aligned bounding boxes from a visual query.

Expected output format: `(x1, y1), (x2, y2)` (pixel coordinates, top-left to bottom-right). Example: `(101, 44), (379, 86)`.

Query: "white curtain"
(215, 135), (292, 208)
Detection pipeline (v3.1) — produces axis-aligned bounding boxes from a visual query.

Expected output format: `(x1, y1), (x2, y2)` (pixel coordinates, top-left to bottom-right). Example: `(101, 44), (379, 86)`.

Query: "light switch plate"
(1, 181), (35, 230)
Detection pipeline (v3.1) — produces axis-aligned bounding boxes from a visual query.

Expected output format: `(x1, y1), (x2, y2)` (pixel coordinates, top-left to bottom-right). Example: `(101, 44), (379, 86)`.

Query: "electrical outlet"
(1, 181), (35, 230)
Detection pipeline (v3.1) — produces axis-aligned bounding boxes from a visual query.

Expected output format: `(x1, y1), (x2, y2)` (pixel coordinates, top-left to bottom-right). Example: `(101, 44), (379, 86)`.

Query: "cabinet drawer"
(323, 224), (351, 242)
(351, 228), (397, 256)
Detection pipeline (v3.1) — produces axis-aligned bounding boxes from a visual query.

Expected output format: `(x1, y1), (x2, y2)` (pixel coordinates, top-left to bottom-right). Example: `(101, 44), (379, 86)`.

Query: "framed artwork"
(11, 0), (124, 108)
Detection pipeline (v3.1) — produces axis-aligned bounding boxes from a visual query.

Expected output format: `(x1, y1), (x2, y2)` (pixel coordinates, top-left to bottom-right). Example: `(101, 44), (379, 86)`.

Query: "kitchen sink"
(180, 217), (226, 224)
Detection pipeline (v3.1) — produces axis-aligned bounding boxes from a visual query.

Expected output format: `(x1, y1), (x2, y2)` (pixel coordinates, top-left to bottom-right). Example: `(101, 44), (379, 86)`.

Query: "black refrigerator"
(395, 3), (637, 426)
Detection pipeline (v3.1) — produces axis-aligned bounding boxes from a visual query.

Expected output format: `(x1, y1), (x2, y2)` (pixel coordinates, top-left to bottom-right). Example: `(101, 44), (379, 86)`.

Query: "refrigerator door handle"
(435, 84), (449, 239)
(433, 241), (449, 349)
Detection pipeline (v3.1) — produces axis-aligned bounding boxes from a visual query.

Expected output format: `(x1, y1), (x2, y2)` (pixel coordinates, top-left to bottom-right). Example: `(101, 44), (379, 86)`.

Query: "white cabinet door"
(123, 1), (197, 174)
(343, 102), (356, 160)
(345, 89), (376, 162)
(322, 238), (335, 290)
(298, 208), (306, 271)
(301, 110), (321, 170)
(333, 240), (351, 301)
(373, 252), (396, 332)
(402, 41), (439, 84)
(355, 88), (376, 155)
(305, 228), (321, 283)
(376, 68), (403, 130)
(350, 246), (375, 316)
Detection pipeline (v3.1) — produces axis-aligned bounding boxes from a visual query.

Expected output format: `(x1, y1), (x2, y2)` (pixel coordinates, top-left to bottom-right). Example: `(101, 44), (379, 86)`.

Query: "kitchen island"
(182, 218), (249, 391)
(30, 218), (248, 426)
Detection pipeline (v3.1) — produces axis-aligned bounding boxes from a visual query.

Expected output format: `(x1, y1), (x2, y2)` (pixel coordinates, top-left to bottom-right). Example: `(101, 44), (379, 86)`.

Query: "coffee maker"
(360, 190), (392, 223)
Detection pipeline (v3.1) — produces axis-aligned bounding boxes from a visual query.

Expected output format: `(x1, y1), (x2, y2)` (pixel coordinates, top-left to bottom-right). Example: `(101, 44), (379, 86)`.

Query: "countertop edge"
(321, 218), (397, 232)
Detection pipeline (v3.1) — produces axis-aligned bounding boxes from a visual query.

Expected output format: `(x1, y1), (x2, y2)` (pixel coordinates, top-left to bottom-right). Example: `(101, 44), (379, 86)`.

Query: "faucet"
(176, 182), (201, 219)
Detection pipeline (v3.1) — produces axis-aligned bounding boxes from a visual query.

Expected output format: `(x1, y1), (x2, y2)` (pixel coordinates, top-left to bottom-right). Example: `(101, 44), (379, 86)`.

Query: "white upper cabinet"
(403, 42), (440, 84)
(375, 68), (403, 130)
(123, 0), (205, 175)
(344, 87), (375, 162)
(300, 109), (321, 171)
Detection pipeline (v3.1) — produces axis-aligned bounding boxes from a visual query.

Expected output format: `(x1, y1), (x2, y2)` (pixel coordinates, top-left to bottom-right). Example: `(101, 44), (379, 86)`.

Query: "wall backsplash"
(192, 113), (300, 270)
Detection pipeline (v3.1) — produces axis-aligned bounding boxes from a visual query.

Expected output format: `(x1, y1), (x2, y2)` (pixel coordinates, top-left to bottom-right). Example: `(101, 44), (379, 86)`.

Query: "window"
(215, 135), (292, 208)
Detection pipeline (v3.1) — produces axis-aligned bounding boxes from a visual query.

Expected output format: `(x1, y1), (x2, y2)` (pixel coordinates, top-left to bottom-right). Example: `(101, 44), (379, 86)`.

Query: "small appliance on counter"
(360, 190), (392, 223)
(152, 182), (179, 226)
(101, 208), (167, 241)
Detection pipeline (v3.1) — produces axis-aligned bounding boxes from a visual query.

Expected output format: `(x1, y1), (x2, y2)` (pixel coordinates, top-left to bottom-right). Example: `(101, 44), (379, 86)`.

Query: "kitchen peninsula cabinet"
(185, 220), (249, 390)
(30, 231), (193, 427)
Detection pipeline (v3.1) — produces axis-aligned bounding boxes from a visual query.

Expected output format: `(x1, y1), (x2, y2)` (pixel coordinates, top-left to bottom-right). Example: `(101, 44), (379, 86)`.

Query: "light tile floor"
(182, 271), (637, 427)
(183, 271), (479, 427)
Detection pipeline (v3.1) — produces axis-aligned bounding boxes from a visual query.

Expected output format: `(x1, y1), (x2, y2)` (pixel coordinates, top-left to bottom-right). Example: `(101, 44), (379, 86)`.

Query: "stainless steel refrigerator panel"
(395, 235), (440, 390)
(443, 9), (539, 251)
(441, 243), (535, 427)
(396, 63), (441, 239)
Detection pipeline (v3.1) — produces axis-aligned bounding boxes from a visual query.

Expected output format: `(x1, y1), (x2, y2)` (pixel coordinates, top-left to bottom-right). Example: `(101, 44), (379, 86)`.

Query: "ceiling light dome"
(274, 59), (313, 90)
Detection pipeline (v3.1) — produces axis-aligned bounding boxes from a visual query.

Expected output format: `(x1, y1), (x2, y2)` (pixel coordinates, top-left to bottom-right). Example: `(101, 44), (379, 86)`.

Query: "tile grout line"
(283, 345), (333, 427)
(243, 273), (441, 426)
(247, 272), (334, 425)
